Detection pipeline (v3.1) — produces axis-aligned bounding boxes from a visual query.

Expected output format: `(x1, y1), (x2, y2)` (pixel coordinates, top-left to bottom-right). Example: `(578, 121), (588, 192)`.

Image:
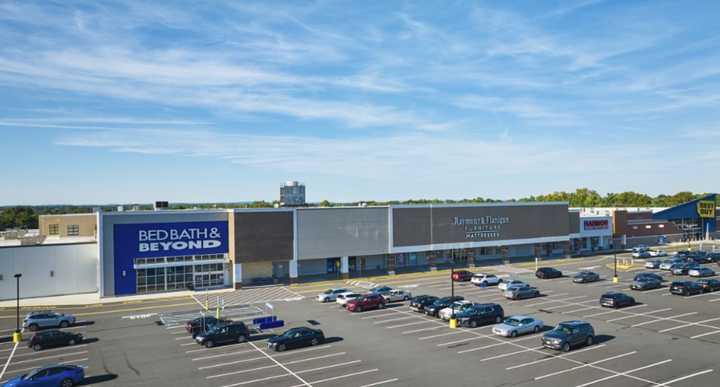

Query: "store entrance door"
(194, 273), (210, 289)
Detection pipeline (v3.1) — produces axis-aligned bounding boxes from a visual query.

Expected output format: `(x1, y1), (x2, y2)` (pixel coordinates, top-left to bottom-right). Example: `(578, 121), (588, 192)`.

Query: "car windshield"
(24, 368), (42, 380)
(556, 324), (573, 334)
(323, 290), (333, 294)
(280, 329), (300, 338)
(504, 318), (521, 326)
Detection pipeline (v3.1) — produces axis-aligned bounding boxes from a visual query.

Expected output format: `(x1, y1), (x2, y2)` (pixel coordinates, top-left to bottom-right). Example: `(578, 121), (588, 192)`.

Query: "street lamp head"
(14, 273), (21, 278)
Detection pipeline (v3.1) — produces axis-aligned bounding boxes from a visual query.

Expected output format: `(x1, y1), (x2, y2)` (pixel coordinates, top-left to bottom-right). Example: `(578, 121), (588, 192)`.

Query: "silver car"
(504, 286), (541, 300)
(336, 292), (362, 307)
(23, 311), (76, 331)
(492, 315), (544, 337)
(317, 288), (349, 302)
(382, 289), (412, 303)
(644, 260), (661, 269)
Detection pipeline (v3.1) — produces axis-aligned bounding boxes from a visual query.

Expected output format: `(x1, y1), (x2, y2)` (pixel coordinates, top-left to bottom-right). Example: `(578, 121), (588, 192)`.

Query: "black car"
(573, 271), (600, 283)
(185, 316), (231, 337)
(670, 281), (703, 296)
(409, 295), (439, 313)
(267, 327), (325, 352)
(599, 292), (636, 308)
(696, 279), (720, 292)
(455, 303), (504, 328)
(536, 267), (562, 279)
(634, 272), (663, 282)
(631, 277), (662, 291)
(195, 322), (250, 348)
(424, 296), (464, 317)
(542, 320), (595, 352)
(28, 330), (83, 351)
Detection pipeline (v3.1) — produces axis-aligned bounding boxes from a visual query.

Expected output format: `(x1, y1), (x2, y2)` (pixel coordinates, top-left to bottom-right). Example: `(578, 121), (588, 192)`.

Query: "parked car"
(504, 286), (541, 300)
(336, 292), (362, 307)
(600, 292), (636, 308)
(382, 289), (412, 303)
(439, 300), (473, 320)
(648, 250), (668, 257)
(369, 286), (394, 296)
(535, 267), (562, 279)
(346, 293), (386, 312)
(632, 245), (648, 253)
(634, 272), (664, 282)
(708, 252), (720, 263)
(2, 365), (84, 387)
(671, 262), (700, 275)
(498, 280), (528, 291)
(451, 270), (474, 282)
(455, 303), (504, 328)
(267, 327), (325, 352)
(644, 260), (662, 269)
(424, 296), (465, 317)
(23, 311), (76, 331)
(631, 277), (662, 291)
(195, 322), (250, 348)
(470, 273), (502, 286)
(688, 252), (711, 264)
(542, 320), (595, 352)
(660, 258), (686, 271)
(689, 267), (716, 277)
(28, 330), (83, 351)
(317, 288), (350, 302)
(492, 315), (543, 337)
(632, 251), (651, 258)
(696, 279), (720, 292)
(185, 316), (231, 338)
(669, 281), (703, 296)
(409, 295), (439, 313)
(573, 271), (600, 283)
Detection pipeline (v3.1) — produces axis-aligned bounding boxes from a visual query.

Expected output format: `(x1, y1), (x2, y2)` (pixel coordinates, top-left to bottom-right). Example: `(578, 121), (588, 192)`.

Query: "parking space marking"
(436, 335), (488, 347)
(663, 317), (720, 333)
(658, 369), (714, 385)
(386, 320), (434, 329)
(463, 334), (539, 351)
(206, 351), (349, 379)
(533, 351), (637, 380)
(690, 330), (720, 339)
(469, 346), (543, 359)
(288, 368), (380, 387)
(5, 350), (88, 366)
(630, 312), (699, 327)
(0, 341), (18, 381)
(504, 344), (606, 370)
(359, 378), (399, 387)
(418, 331), (463, 340)
(219, 373), (288, 387)
(606, 308), (673, 322)
(401, 326), (443, 335)
(372, 316), (416, 325)
(574, 359), (672, 387)
(197, 345), (333, 369)
(245, 341), (312, 387)
(359, 311), (397, 319)
(523, 295), (589, 307)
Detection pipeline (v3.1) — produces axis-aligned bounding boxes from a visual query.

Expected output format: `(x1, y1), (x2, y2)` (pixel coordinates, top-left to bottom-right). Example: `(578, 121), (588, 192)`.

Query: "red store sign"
(584, 219), (609, 230)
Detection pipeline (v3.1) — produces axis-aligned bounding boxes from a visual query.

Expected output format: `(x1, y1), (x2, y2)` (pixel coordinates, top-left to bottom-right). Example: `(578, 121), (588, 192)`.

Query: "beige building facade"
(39, 213), (97, 238)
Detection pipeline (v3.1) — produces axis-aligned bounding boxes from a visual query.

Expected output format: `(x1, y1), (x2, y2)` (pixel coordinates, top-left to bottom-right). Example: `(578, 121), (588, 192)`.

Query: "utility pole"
(612, 254), (618, 283)
(13, 274), (22, 344)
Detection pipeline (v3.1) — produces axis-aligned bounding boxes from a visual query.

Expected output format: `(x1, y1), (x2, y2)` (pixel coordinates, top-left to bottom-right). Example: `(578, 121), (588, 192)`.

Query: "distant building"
(280, 181), (306, 207)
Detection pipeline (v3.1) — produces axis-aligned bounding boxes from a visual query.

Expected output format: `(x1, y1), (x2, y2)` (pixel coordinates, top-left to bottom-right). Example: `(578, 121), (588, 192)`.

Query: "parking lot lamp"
(13, 273), (22, 343)
(613, 254), (619, 284)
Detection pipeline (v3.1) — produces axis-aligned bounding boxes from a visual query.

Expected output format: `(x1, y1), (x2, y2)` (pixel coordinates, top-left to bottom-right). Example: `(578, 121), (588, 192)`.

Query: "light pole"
(13, 274), (22, 343)
(612, 254), (618, 284)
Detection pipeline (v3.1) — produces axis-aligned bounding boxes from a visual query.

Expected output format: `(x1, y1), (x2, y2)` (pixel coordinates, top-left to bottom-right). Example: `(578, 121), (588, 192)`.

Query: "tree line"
(0, 190), (716, 231)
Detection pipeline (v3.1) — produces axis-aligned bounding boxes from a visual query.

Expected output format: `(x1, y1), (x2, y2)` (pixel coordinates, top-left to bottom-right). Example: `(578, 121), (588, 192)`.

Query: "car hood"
(267, 335), (285, 344)
(543, 330), (567, 340)
(493, 323), (517, 331)
(3, 375), (22, 386)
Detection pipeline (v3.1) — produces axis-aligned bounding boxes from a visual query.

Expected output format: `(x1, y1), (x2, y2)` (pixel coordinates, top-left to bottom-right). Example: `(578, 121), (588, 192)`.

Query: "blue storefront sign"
(113, 221), (229, 295)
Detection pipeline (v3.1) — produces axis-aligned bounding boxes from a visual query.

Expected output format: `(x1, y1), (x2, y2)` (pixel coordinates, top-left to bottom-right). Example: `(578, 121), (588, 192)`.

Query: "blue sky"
(1, 1), (719, 205)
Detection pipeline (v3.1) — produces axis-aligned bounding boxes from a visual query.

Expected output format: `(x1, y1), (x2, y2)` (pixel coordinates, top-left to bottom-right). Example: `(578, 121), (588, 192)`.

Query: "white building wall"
(0, 243), (97, 300)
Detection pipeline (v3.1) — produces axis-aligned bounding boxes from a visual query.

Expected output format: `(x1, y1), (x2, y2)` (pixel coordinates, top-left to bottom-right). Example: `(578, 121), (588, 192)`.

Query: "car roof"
(559, 320), (590, 326)
(506, 315), (534, 320)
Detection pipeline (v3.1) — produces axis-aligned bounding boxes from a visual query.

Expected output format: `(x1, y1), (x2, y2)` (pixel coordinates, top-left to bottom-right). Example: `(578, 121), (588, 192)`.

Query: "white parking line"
(631, 312), (699, 328)
(418, 331), (463, 340)
(504, 344), (606, 370)
(402, 326), (443, 335)
(206, 352), (348, 379)
(690, 329), (720, 339)
(708, 297), (720, 302)
(360, 312), (397, 320)
(606, 308), (672, 322)
(658, 317), (720, 333)
(457, 334), (539, 352)
(524, 295), (590, 308)
(468, 346), (544, 359)
(436, 336), (488, 347)
(194, 344), (331, 363)
(574, 359), (672, 387)
(386, 321), (434, 329)
(372, 316), (416, 325)
(533, 351), (637, 380)
(244, 341), (312, 387)
(359, 378), (399, 387)
(219, 373), (288, 387)
(288, 369), (379, 387)
(4, 350), (88, 366)
(658, 369), (714, 385)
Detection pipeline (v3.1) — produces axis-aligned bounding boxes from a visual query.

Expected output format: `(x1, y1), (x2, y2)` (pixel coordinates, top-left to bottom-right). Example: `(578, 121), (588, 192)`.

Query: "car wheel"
(277, 344), (286, 352)
(562, 342), (571, 352)
(60, 321), (69, 328)
(205, 340), (214, 348)
(469, 320), (478, 328)
(68, 339), (76, 346)
(533, 326), (540, 333)
(29, 324), (38, 331)
(511, 330), (518, 338)
(237, 335), (247, 343)
(495, 316), (502, 323)
(32, 344), (42, 351)
(379, 303), (385, 309)
(311, 338), (319, 346)
(356, 306), (363, 313)
(60, 378), (74, 387)
(586, 336), (594, 346)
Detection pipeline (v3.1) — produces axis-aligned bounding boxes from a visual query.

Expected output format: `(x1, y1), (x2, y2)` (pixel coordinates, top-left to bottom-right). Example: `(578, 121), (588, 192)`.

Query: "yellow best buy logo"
(697, 201), (715, 218)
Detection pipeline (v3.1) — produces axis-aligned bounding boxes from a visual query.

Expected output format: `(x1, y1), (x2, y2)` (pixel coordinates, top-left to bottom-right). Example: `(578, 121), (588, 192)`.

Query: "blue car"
(3, 365), (84, 387)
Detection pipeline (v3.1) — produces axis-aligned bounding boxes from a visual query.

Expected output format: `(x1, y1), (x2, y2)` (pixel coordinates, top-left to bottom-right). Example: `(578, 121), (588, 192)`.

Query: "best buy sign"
(697, 201), (716, 218)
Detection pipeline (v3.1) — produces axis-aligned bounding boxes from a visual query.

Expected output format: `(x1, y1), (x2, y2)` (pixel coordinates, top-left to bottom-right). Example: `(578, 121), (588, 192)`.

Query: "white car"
(438, 300), (472, 320)
(649, 250), (668, 257)
(492, 315), (544, 337)
(317, 288), (349, 302)
(382, 289), (412, 303)
(336, 292), (362, 307)
(471, 273), (502, 287)
(499, 280), (528, 291)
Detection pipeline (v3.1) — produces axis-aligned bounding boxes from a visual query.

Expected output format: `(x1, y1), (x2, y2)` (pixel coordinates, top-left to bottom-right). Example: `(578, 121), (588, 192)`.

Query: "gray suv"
(542, 320), (595, 352)
(23, 311), (76, 331)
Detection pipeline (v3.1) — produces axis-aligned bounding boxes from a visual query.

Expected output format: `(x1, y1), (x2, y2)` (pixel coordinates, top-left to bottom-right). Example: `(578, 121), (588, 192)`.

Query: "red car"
(346, 294), (386, 312)
(452, 270), (473, 282)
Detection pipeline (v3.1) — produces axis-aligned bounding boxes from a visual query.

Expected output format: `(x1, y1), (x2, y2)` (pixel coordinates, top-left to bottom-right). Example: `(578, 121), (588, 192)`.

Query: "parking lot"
(1, 253), (720, 386)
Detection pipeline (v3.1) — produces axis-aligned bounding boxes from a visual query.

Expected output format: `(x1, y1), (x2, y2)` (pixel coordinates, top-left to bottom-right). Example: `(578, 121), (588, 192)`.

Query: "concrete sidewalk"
(0, 287), (236, 308)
